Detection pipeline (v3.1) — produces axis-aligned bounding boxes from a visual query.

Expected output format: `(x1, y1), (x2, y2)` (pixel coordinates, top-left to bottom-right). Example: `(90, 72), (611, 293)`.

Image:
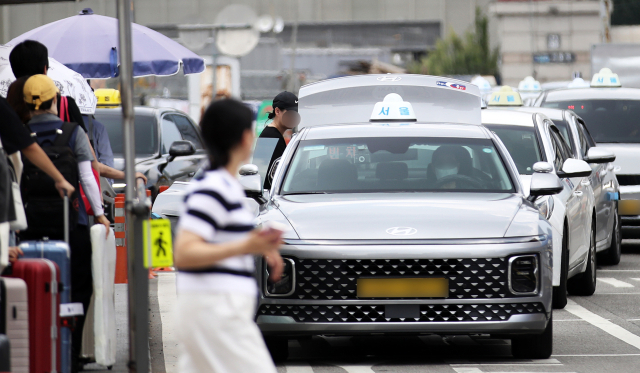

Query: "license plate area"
(357, 277), (449, 298)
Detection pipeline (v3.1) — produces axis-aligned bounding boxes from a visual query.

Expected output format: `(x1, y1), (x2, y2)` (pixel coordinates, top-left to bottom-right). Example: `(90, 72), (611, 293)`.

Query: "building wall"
(1, 0), (495, 47)
(491, 0), (603, 86)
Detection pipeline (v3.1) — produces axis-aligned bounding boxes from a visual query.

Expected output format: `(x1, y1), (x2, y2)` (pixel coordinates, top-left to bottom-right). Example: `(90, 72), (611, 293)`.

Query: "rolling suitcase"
(0, 277), (29, 373)
(6, 259), (61, 373)
(18, 240), (72, 373)
(0, 334), (10, 373)
(89, 225), (116, 367)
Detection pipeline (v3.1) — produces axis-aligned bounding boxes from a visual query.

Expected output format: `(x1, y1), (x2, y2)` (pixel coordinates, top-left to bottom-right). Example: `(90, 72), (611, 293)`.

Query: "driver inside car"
(427, 145), (490, 189)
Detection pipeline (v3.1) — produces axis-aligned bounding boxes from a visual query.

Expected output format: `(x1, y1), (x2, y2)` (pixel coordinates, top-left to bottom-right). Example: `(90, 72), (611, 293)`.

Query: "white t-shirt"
(176, 168), (257, 295)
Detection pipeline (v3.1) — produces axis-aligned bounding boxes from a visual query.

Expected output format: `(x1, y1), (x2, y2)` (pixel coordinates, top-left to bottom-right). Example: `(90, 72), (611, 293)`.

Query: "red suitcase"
(7, 259), (61, 373)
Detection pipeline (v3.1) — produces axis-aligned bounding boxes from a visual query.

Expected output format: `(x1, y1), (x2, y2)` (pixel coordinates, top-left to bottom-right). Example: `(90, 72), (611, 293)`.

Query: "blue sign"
(399, 107), (410, 115)
(378, 107), (389, 116)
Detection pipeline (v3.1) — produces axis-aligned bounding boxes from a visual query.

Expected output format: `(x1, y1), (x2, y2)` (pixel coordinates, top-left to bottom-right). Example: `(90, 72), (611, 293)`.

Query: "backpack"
(20, 122), (79, 239)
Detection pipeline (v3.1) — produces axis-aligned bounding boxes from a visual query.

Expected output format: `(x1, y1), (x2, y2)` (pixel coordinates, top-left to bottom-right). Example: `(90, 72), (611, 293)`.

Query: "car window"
(169, 114), (203, 149)
(542, 99), (640, 143)
(575, 121), (592, 159)
(281, 137), (514, 194)
(550, 119), (573, 152)
(95, 112), (158, 156)
(549, 127), (569, 171)
(484, 125), (542, 175)
(161, 116), (184, 154)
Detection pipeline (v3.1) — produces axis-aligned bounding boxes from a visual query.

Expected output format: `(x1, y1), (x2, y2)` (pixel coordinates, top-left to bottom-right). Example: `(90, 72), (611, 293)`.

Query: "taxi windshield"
(542, 99), (640, 143)
(484, 125), (543, 175)
(281, 137), (514, 194)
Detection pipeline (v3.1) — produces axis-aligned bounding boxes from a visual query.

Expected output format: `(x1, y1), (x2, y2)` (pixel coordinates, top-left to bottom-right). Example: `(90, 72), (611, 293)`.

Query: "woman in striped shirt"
(174, 99), (284, 373)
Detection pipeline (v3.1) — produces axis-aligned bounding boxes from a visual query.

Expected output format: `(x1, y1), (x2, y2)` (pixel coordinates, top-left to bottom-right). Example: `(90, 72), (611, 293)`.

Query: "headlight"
(534, 196), (554, 220)
(508, 255), (539, 295)
(264, 257), (296, 297)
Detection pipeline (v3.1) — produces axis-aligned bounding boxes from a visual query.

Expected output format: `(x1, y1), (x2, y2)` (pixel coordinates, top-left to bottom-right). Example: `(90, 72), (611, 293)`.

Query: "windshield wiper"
(283, 191), (331, 196)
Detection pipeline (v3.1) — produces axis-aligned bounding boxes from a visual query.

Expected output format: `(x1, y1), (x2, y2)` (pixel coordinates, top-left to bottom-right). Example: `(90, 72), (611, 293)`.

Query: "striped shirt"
(176, 168), (257, 295)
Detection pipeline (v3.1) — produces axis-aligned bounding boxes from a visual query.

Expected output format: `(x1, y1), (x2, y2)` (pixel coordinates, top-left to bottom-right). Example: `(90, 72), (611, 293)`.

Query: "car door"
(549, 124), (590, 269)
(575, 117), (615, 245)
(169, 113), (207, 178)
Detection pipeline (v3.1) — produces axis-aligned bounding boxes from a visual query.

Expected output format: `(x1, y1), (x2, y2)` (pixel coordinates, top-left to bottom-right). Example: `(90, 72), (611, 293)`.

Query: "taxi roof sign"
(567, 77), (590, 89)
(471, 76), (492, 94)
(95, 88), (121, 108)
(591, 68), (621, 88)
(487, 86), (523, 107)
(370, 93), (417, 122)
(517, 76), (541, 92)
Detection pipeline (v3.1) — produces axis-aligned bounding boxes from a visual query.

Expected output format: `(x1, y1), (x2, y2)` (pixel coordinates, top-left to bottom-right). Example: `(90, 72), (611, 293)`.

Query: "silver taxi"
(244, 75), (560, 360)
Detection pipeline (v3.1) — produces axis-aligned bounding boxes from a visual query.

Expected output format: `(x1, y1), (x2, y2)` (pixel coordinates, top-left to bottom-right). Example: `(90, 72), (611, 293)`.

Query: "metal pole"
(117, 1), (149, 372)
(288, 0), (298, 92)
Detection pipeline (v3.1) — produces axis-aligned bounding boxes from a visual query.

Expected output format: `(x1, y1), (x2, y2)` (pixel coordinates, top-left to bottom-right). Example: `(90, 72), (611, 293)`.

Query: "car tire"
(264, 336), (289, 362)
(511, 314), (553, 359)
(567, 220), (597, 296)
(553, 225), (569, 309)
(599, 209), (621, 265)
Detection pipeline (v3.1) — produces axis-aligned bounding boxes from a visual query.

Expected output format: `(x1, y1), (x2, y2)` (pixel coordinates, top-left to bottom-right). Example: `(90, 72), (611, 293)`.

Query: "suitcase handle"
(64, 194), (69, 244)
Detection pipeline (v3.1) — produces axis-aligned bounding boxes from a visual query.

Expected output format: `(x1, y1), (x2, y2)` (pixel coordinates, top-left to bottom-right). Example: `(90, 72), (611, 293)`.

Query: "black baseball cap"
(272, 91), (298, 112)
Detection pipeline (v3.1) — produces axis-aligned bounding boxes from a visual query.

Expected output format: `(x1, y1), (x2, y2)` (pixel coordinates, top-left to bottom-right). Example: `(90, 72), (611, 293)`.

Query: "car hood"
(275, 193), (524, 240)
(113, 156), (158, 171)
(596, 144), (640, 175)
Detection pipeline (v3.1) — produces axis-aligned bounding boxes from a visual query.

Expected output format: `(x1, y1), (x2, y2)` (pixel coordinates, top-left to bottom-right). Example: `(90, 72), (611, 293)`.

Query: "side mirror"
(585, 147), (616, 164)
(239, 164), (266, 204)
(168, 140), (196, 162)
(530, 164), (563, 199)
(558, 158), (592, 178)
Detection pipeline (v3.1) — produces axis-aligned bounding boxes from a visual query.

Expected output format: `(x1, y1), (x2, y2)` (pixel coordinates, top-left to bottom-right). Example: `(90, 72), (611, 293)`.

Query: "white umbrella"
(0, 45), (97, 115)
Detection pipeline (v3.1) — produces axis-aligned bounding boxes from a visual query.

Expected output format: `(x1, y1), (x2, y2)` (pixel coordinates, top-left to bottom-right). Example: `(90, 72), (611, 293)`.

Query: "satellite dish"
(214, 4), (260, 57)
(255, 15), (274, 33)
(273, 17), (284, 34)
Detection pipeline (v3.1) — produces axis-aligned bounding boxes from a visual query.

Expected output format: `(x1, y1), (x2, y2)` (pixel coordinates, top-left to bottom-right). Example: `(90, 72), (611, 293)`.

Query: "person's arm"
(97, 164), (147, 184)
(21, 143), (75, 198)
(78, 160), (110, 236)
(174, 229), (284, 281)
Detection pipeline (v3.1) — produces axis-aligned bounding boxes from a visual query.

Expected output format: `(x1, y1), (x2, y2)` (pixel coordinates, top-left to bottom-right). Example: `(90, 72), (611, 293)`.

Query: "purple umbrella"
(9, 8), (204, 79)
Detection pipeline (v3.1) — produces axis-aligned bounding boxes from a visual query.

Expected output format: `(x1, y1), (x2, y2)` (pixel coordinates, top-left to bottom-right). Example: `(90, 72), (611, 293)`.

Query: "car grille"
(258, 302), (545, 323)
(616, 175), (640, 186)
(284, 258), (517, 300)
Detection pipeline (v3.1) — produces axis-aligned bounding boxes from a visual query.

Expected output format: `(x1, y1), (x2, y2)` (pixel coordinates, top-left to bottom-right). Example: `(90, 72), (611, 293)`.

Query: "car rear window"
(95, 112), (159, 156)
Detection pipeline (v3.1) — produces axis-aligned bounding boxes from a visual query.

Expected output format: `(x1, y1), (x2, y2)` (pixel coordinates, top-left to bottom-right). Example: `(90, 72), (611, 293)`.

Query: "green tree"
(410, 7), (499, 76)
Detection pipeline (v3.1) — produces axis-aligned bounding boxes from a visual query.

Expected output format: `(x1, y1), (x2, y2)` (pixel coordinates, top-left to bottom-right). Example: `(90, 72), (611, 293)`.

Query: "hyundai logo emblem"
(386, 227), (417, 236)
(377, 76), (402, 82)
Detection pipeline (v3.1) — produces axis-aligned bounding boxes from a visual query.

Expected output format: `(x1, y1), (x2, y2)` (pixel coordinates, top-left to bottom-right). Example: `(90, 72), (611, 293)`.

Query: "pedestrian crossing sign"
(143, 219), (173, 268)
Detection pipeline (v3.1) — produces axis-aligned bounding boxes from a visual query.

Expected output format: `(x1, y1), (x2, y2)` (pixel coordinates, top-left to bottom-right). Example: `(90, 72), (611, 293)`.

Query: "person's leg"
(69, 225), (93, 371)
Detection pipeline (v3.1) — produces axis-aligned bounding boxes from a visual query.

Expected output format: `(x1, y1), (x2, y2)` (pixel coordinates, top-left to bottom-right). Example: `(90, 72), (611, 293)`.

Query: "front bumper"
(257, 237), (553, 337)
(619, 185), (640, 237)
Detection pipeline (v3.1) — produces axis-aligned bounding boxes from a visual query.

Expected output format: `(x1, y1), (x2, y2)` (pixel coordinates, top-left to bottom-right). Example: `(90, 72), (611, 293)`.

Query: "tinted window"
(251, 138), (280, 187)
(282, 137), (514, 194)
(484, 125), (542, 175)
(542, 99), (640, 143)
(161, 116), (184, 154)
(549, 128), (569, 171)
(551, 119), (572, 151)
(95, 112), (158, 156)
(170, 115), (203, 149)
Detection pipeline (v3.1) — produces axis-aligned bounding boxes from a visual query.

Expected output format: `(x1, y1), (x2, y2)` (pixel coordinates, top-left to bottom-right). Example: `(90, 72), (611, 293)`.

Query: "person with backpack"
(21, 74), (109, 372)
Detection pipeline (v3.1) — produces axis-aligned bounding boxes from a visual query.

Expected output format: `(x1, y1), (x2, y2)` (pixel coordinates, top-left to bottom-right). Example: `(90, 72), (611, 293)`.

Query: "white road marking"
(450, 358), (561, 366)
(565, 299), (640, 350)
(598, 269), (640, 272)
(453, 368), (483, 373)
(336, 364), (375, 372)
(285, 362), (315, 373)
(554, 319), (588, 322)
(630, 278), (640, 282)
(598, 278), (635, 288)
(157, 273), (178, 373)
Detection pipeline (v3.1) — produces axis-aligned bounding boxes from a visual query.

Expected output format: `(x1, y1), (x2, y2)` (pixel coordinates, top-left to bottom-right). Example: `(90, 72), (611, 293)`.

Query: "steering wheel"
(434, 174), (485, 189)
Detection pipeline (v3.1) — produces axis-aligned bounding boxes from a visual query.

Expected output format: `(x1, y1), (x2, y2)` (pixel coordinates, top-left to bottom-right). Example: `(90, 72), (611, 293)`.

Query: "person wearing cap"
(259, 91), (300, 190)
(22, 74), (109, 372)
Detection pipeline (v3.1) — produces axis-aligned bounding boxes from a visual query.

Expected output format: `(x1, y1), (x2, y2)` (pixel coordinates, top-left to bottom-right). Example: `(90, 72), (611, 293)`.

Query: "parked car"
(94, 107), (207, 200)
(247, 75), (558, 360)
(483, 109), (599, 309)
(514, 106), (620, 265)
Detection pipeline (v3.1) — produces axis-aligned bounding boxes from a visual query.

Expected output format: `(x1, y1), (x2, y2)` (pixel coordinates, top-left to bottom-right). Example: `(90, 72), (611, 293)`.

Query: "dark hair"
(6, 77), (31, 124)
(267, 111), (276, 120)
(200, 99), (253, 169)
(26, 98), (54, 112)
(9, 40), (50, 79)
